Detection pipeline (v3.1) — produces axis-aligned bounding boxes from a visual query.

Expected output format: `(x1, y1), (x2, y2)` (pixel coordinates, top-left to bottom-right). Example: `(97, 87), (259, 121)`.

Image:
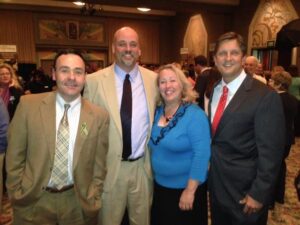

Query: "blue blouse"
(149, 103), (211, 189)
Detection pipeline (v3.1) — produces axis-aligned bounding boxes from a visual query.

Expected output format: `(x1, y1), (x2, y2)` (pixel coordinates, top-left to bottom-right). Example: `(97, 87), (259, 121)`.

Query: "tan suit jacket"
(84, 64), (158, 192)
(6, 92), (109, 217)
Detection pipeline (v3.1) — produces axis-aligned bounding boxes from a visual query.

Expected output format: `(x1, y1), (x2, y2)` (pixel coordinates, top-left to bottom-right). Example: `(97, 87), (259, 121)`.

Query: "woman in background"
(268, 71), (298, 208)
(149, 64), (211, 225)
(0, 63), (23, 120)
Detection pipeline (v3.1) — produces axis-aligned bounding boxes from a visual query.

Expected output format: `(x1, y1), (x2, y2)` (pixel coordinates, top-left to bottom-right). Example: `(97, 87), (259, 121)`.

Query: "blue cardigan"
(149, 103), (211, 189)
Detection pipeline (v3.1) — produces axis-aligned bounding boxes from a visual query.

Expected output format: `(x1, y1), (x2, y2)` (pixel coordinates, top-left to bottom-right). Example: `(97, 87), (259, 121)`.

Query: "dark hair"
(194, 55), (208, 66)
(214, 32), (246, 56)
(53, 49), (86, 69)
(205, 68), (222, 98)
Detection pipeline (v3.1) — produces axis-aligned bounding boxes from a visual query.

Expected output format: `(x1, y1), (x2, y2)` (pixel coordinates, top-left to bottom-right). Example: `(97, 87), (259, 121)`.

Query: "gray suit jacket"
(6, 92), (109, 217)
(208, 75), (285, 208)
(84, 64), (158, 192)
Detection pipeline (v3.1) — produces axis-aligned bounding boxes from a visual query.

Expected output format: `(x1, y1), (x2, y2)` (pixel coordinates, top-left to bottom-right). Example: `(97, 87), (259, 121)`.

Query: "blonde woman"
(0, 63), (23, 120)
(149, 64), (211, 225)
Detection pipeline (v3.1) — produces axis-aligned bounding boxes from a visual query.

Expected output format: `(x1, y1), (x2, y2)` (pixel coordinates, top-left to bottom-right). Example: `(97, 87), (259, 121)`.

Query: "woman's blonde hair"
(0, 63), (22, 90)
(156, 64), (198, 105)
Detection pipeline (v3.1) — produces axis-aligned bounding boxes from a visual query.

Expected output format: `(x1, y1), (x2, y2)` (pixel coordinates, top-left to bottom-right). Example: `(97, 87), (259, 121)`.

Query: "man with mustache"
(6, 49), (109, 225)
(208, 32), (285, 225)
(84, 27), (158, 225)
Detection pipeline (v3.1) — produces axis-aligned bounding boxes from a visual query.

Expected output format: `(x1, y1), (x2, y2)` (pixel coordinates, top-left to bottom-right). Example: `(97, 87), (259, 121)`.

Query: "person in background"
(0, 63), (23, 120)
(209, 31), (285, 225)
(25, 68), (54, 94)
(268, 71), (298, 209)
(172, 62), (195, 87)
(149, 64), (210, 225)
(194, 55), (210, 80)
(84, 26), (158, 225)
(272, 65), (285, 74)
(255, 63), (264, 77)
(194, 55), (215, 110)
(6, 49), (109, 225)
(287, 65), (300, 137)
(0, 98), (9, 218)
(244, 56), (267, 84)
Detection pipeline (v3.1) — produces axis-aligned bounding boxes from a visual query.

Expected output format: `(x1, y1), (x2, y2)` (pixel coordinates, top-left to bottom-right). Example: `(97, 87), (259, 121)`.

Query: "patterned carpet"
(0, 138), (299, 225)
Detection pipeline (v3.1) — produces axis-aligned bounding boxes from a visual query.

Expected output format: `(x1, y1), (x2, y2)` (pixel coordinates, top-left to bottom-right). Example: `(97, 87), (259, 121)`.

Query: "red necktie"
(212, 86), (228, 135)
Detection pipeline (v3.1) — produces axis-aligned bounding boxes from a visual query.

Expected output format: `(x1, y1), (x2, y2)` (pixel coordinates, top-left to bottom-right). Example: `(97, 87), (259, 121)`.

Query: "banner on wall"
(0, 45), (17, 64)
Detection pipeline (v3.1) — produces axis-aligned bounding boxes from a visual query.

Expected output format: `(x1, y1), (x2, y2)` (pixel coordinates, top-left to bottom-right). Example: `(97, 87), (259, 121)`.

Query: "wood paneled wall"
(106, 18), (160, 64)
(0, 9), (160, 65)
(0, 10), (35, 63)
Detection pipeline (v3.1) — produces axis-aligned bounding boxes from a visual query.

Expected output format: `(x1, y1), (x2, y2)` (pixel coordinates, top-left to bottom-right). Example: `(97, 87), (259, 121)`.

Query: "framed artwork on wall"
(35, 15), (107, 46)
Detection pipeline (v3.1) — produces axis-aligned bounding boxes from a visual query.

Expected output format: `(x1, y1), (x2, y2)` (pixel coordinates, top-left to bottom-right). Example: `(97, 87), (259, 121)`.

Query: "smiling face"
(158, 68), (183, 105)
(214, 39), (245, 83)
(112, 27), (141, 72)
(52, 54), (86, 102)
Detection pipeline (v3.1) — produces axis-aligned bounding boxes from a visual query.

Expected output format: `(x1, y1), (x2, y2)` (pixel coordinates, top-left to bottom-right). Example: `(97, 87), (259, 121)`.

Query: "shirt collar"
(56, 93), (81, 110)
(220, 69), (247, 94)
(114, 63), (139, 82)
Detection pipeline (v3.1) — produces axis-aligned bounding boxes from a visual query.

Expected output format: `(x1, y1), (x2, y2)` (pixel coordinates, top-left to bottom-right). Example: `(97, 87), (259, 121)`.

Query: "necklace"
(163, 103), (181, 122)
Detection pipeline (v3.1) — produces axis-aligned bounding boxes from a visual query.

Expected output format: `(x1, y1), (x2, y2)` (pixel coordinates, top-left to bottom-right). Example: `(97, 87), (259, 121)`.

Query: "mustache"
(121, 51), (135, 57)
(63, 80), (79, 87)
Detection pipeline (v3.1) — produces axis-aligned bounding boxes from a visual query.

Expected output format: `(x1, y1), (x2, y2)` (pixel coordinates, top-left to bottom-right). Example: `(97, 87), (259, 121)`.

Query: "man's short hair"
(194, 55), (208, 66)
(214, 32), (246, 56)
(53, 49), (86, 69)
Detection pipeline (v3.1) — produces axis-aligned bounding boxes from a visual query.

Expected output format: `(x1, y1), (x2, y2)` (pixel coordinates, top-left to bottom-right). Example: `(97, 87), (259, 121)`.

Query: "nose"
(225, 52), (232, 61)
(68, 71), (76, 80)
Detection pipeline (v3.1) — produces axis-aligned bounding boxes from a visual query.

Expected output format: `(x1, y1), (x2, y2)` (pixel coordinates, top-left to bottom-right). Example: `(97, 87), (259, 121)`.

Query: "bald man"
(244, 56), (267, 84)
(84, 27), (158, 225)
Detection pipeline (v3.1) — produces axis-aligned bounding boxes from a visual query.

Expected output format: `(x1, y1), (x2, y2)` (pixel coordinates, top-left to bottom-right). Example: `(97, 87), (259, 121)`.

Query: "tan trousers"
(12, 188), (97, 225)
(99, 158), (152, 225)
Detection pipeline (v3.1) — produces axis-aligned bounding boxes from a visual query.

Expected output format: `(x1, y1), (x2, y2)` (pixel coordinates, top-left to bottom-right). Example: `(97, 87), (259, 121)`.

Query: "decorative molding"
(183, 14), (208, 57)
(35, 15), (107, 47)
(248, 0), (299, 53)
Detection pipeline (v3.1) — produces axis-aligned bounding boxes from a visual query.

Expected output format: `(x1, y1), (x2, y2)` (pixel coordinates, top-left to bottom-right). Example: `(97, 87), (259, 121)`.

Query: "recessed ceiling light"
(137, 7), (151, 12)
(73, 1), (86, 6)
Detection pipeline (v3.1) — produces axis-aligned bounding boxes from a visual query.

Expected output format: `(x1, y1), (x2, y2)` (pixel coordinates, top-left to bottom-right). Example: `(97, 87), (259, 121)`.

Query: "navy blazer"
(208, 75), (285, 208)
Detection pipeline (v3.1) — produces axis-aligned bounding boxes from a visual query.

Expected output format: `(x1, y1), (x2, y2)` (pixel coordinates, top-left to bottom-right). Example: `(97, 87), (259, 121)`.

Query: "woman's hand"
(179, 188), (195, 210)
(179, 179), (199, 211)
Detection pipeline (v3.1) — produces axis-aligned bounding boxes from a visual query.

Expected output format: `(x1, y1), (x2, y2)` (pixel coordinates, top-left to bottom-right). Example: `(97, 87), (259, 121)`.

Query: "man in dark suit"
(6, 49), (109, 225)
(208, 32), (285, 225)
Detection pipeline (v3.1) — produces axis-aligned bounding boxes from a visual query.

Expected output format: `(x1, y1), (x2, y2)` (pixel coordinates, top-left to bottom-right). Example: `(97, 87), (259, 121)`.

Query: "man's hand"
(239, 194), (263, 215)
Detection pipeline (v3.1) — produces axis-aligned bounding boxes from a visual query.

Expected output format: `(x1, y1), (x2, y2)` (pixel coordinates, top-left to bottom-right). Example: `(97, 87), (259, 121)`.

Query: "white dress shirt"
(211, 70), (247, 122)
(114, 64), (149, 159)
(48, 93), (81, 187)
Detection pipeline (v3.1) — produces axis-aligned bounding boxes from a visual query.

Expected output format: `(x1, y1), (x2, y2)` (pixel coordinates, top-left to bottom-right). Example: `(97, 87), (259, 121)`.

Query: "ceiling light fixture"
(137, 7), (151, 12)
(73, 1), (85, 6)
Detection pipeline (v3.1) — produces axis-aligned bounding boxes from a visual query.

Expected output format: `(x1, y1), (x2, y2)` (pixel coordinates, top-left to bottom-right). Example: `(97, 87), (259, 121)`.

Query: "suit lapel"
(102, 65), (122, 135)
(40, 92), (56, 163)
(73, 99), (93, 169)
(214, 75), (253, 136)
